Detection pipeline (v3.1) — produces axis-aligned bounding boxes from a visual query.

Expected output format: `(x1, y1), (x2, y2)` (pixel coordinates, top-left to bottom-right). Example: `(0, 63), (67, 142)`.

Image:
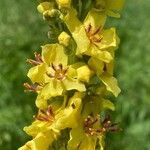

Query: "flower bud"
(37, 2), (53, 13)
(58, 32), (71, 47)
(43, 9), (60, 20)
(77, 65), (92, 83)
(56, 0), (71, 8)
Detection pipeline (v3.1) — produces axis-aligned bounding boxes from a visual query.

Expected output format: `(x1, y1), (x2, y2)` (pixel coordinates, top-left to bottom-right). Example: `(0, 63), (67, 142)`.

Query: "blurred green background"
(0, 0), (150, 149)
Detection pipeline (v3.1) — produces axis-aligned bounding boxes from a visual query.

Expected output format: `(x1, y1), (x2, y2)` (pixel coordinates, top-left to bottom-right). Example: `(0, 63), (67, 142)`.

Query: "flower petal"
(99, 72), (121, 97)
(27, 63), (47, 84)
(63, 8), (90, 54)
(42, 44), (68, 66)
(36, 80), (63, 108)
(18, 132), (56, 150)
(85, 46), (113, 63)
(84, 9), (106, 29)
(63, 78), (86, 92)
(68, 126), (97, 150)
(96, 28), (119, 49)
(101, 98), (115, 111)
(88, 57), (104, 76)
(54, 92), (82, 129)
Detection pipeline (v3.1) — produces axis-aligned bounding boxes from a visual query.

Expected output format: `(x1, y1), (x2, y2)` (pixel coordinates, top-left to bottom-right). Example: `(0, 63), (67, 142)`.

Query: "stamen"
(71, 103), (76, 109)
(47, 105), (55, 117)
(23, 83), (39, 92)
(86, 24), (92, 33)
(47, 63), (68, 80)
(85, 24), (103, 46)
(84, 115), (99, 136)
(103, 63), (107, 72)
(58, 64), (63, 70)
(51, 63), (57, 71)
(27, 52), (43, 66)
(34, 52), (43, 63)
(84, 115), (122, 136)
(91, 26), (101, 36)
(101, 116), (122, 133)
(36, 106), (55, 122)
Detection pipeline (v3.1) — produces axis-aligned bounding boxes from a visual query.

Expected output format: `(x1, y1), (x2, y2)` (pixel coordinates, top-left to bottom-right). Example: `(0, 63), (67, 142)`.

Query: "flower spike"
(19, 1), (124, 149)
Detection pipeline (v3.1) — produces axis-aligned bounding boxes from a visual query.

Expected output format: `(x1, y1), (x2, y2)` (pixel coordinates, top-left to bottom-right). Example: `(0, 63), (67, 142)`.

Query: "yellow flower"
(18, 105), (59, 150)
(67, 95), (115, 150)
(27, 44), (86, 108)
(63, 8), (119, 63)
(19, 93), (83, 150)
(36, 64), (86, 108)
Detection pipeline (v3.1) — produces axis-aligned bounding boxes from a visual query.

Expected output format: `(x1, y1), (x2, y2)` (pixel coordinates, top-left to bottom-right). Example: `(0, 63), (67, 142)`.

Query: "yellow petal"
(88, 57), (104, 76)
(85, 46), (113, 63)
(63, 8), (90, 54)
(23, 121), (41, 137)
(27, 63), (47, 83)
(62, 78), (86, 92)
(96, 28), (119, 49)
(84, 9), (106, 30)
(99, 72), (121, 97)
(42, 44), (68, 66)
(67, 66), (77, 79)
(36, 80), (63, 109)
(68, 126), (97, 150)
(18, 132), (55, 150)
(54, 92), (82, 129)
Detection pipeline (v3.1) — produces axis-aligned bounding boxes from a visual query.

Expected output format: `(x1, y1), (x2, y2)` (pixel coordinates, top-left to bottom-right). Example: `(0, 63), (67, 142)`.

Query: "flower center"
(85, 24), (103, 46)
(84, 115), (99, 136)
(36, 106), (55, 122)
(47, 63), (68, 80)
(84, 115), (122, 136)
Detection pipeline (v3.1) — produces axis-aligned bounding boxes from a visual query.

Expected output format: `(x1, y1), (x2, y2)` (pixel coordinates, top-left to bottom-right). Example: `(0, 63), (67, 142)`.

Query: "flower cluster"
(19, 0), (124, 149)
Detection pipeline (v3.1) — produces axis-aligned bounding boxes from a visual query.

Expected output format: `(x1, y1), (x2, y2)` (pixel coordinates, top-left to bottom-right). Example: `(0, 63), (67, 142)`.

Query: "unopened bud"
(56, 0), (71, 8)
(58, 32), (71, 47)
(77, 65), (93, 83)
(37, 2), (53, 13)
(43, 9), (60, 20)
